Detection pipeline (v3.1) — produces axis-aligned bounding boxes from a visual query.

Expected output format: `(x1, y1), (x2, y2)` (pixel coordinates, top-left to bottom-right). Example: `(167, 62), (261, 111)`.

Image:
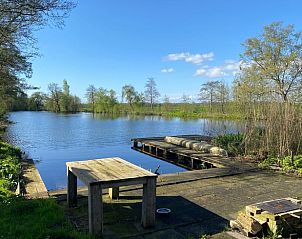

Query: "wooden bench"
(66, 157), (157, 235)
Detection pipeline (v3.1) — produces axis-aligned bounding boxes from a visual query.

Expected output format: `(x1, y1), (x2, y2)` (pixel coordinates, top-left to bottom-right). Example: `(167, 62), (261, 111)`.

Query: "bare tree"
(216, 81), (229, 114)
(199, 81), (220, 112)
(163, 95), (171, 112)
(144, 77), (160, 110)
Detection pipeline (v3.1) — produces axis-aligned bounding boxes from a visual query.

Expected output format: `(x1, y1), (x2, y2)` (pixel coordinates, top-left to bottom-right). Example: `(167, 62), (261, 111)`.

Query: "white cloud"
(165, 52), (214, 65)
(195, 60), (242, 78)
(195, 67), (225, 78)
(161, 67), (174, 73)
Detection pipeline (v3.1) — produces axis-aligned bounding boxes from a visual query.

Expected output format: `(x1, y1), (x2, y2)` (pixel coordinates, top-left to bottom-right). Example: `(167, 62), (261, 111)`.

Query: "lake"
(5, 111), (243, 190)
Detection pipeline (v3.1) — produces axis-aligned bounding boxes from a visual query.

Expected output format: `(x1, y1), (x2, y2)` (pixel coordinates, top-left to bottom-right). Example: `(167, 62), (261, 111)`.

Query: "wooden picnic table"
(66, 157), (158, 235)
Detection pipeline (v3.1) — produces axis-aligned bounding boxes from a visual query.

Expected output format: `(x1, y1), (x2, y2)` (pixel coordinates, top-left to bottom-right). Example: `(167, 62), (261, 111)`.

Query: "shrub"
(293, 155), (302, 168)
(0, 141), (21, 200)
(212, 133), (245, 156)
(258, 156), (278, 169)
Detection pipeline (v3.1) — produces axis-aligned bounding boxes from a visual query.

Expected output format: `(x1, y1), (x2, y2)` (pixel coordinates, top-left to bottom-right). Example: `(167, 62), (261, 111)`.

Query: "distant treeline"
(10, 77), (243, 119)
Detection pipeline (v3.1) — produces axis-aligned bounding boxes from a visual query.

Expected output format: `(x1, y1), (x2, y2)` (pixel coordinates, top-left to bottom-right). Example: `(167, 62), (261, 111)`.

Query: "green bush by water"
(212, 133), (245, 156)
(0, 142), (22, 200)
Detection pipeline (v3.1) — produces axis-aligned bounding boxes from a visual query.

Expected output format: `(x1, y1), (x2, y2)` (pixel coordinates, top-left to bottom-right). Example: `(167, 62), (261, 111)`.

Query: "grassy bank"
(81, 102), (245, 120)
(0, 123), (93, 239)
(0, 197), (93, 239)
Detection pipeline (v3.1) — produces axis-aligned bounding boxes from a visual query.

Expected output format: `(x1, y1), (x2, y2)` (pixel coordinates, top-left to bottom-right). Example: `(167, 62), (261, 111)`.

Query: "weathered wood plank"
(88, 184), (103, 235)
(142, 177), (156, 228)
(67, 158), (156, 185)
(109, 187), (119, 199)
(68, 164), (99, 185)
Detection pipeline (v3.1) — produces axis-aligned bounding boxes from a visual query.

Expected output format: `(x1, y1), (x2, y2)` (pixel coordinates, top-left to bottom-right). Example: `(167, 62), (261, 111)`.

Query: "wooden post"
(142, 177), (156, 228)
(133, 141), (138, 148)
(163, 149), (167, 158)
(191, 158), (194, 169)
(88, 184), (103, 235)
(67, 168), (77, 207)
(109, 187), (119, 199)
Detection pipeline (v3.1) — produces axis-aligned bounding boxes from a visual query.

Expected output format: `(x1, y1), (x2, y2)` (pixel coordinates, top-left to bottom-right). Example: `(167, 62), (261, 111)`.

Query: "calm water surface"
(6, 111), (243, 190)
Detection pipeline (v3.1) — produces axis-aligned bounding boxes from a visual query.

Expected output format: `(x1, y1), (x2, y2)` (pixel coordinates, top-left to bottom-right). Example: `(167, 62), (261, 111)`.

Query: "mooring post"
(163, 149), (167, 158)
(133, 141), (138, 148)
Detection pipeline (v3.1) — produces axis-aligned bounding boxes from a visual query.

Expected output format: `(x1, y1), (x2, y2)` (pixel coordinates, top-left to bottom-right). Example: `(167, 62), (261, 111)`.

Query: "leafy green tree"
(239, 22), (302, 102)
(11, 92), (28, 111)
(134, 92), (145, 109)
(47, 83), (62, 112)
(0, 1), (75, 117)
(122, 85), (138, 111)
(60, 79), (71, 112)
(69, 95), (81, 112)
(95, 88), (118, 113)
(85, 85), (97, 113)
(28, 92), (46, 111)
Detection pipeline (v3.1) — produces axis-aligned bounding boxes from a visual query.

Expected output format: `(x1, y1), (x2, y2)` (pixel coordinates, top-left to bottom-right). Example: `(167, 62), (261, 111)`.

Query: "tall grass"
(244, 102), (302, 158)
(0, 197), (93, 239)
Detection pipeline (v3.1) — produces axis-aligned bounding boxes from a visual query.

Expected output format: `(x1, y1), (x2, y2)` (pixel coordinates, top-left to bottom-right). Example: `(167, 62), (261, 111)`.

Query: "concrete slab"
(22, 159), (48, 198)
(49, 169), (302, 238)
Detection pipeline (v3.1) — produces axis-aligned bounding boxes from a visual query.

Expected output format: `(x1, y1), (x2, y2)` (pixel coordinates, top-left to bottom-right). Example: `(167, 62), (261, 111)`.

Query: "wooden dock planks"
(131, 135), (251, 170)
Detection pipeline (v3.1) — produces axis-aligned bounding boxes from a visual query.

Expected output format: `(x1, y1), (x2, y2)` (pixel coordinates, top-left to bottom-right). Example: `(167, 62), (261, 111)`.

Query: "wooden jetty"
(131, 135), (245, 170)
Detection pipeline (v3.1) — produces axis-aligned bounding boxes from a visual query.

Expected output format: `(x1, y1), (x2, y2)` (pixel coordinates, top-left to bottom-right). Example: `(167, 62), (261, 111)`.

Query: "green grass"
(0, 197), (94, 239)
(0, 136), (93, 239)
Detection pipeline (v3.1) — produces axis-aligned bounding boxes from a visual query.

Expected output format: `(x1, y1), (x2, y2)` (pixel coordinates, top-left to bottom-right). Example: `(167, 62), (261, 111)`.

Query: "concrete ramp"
(22, 159), (49, 198)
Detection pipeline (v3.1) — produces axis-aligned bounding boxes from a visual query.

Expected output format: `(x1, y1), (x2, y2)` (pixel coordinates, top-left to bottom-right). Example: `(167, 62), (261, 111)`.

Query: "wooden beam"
(67, 168), (77, 207)
(88, 184), (103, 235)
(109, 187), (119, 199)
(142, 177), (156, 228)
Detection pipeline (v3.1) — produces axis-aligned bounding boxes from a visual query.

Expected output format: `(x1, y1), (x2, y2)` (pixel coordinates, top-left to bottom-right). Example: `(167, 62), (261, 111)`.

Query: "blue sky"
(29, 0), (302, 102)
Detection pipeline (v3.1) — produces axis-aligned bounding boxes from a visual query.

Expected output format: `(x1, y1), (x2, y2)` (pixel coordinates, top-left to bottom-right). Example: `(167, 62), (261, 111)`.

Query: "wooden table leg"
(109, 187), (119, 199)
(67, 168), (77, 207)
(142, 177), (156, 228)
(88, 184), (103, 235)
